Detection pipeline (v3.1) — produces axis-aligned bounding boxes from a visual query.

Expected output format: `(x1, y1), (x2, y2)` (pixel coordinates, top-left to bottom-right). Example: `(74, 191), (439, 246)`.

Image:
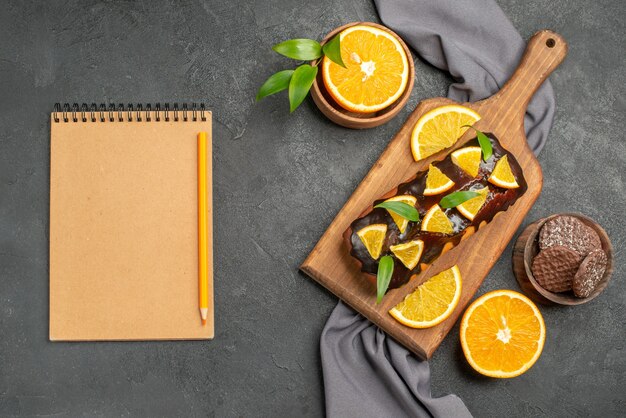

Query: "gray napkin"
(320, 1), (557, 416)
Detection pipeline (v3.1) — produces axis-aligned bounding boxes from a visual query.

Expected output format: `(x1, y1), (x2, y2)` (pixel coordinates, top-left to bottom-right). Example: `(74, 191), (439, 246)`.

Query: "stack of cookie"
(531, 215), (607, 298)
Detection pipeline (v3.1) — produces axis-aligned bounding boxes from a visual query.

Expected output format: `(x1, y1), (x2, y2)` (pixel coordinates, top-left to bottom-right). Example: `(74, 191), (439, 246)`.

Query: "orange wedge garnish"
(390, 265), (462, 328)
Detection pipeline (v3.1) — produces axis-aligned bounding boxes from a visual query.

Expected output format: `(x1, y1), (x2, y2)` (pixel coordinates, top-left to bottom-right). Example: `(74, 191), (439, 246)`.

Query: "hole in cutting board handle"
(546, 38), (556, 48)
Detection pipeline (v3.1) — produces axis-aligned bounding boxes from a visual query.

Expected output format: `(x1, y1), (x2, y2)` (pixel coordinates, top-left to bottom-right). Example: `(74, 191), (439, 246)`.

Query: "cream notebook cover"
(49, 103), (213, 341)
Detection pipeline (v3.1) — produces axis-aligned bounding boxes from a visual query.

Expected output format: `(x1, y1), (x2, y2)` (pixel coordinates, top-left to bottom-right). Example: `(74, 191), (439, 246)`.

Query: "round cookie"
(582, 224), (602, 251)
(531, 245), (582, 292)
(573, 249), (608, 298)
(539, 215), (600, 256)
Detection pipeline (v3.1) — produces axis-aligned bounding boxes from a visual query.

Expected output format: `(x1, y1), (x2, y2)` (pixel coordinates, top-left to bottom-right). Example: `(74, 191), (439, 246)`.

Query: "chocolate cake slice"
(344, 134), (527, 290)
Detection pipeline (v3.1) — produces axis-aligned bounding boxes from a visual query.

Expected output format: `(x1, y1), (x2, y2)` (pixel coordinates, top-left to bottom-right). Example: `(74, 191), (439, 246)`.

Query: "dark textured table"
(1, 1), (624, 416)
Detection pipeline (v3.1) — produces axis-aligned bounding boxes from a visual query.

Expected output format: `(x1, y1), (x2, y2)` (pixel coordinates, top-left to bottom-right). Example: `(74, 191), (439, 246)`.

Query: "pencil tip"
(202, 319), (207, 326)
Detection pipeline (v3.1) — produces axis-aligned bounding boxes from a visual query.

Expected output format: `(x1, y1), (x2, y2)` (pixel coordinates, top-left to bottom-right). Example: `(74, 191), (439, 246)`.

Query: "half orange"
(460, 290), (546, 378)
(322, 25), (409, 113)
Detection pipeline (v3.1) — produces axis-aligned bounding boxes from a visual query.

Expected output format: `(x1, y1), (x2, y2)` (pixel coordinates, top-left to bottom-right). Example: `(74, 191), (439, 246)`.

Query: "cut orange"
(421, 204), (453, 234)
(451, 146), (482, 178)
(390, 240), (424, 270)
(460, 290), (546, 378)
(356, 224), (387, 260)
(383, 195), (417, 233)
(424, 164), (455, 196)
(488, 155), (519, 188)
(411, 105), (481, 161)
(390, 265), (462, 328)
(456, 187), (489, 221)
(322, 25), (409, 113)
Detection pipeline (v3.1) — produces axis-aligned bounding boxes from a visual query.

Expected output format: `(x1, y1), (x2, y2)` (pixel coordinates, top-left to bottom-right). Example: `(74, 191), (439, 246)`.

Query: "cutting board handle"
(497, 30), (567, 110)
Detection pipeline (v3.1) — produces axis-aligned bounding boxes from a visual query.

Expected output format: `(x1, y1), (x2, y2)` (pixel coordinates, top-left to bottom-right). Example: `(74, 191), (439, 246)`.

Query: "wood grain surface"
(300, 30), (568, 359)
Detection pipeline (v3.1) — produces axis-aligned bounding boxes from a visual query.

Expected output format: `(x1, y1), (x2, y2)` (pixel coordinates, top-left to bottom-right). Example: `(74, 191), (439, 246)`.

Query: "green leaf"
(440, 191), (481, 209)
(288, 64), (318, 112)
(374, 201), (420, 222)
(322, 34), (346, 68)
(272, 39), (322, 60)
(377, 255), (394, 304)
(256, 70), (294, 101)
(462, 125), (493, 161)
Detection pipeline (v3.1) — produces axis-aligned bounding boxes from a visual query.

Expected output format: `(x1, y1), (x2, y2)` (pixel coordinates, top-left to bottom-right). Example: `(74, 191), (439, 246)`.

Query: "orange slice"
(389, 240), (424, 270)
(488, 155), (519, 188)
(411, 105), (481, 161)
(421, 204), (453, 234)
(322, 25), (409, 113)
(460, 290), (546, 378)
(383, 195), (417, 234)
(424, 164), (455, 196)
(451, 146), (482, 178)
(456, 187), (489, 221)
(390, 265), (462, 328)
(356, 224), (387, 260)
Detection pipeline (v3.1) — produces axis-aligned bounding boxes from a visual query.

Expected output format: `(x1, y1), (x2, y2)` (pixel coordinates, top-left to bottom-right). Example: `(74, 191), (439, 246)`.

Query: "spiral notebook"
(49, 103), (214, 341)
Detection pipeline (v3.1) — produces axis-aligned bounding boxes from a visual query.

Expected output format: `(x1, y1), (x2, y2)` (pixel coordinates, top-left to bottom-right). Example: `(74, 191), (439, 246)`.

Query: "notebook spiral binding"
(52, 103), (207, 123)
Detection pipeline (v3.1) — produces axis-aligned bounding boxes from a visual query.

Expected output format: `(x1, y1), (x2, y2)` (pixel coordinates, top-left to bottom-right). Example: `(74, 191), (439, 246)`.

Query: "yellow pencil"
(198, 131), (208, 325)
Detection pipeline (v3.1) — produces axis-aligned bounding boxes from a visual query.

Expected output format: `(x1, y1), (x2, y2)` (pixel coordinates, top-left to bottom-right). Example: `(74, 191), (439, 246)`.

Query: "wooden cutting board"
(300, 30), (567, 359)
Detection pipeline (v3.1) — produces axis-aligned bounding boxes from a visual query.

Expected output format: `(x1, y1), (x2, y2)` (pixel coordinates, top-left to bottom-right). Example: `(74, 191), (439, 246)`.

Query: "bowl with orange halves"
(310, 22), (415, 129)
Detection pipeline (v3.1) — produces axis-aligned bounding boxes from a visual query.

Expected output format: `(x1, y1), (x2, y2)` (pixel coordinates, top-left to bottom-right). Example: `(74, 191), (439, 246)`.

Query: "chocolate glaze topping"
(348, 134), (527, 290)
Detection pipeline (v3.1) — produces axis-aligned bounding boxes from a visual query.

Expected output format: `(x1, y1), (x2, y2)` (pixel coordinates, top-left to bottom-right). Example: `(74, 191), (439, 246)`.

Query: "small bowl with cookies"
(512, 213), (613, 305)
